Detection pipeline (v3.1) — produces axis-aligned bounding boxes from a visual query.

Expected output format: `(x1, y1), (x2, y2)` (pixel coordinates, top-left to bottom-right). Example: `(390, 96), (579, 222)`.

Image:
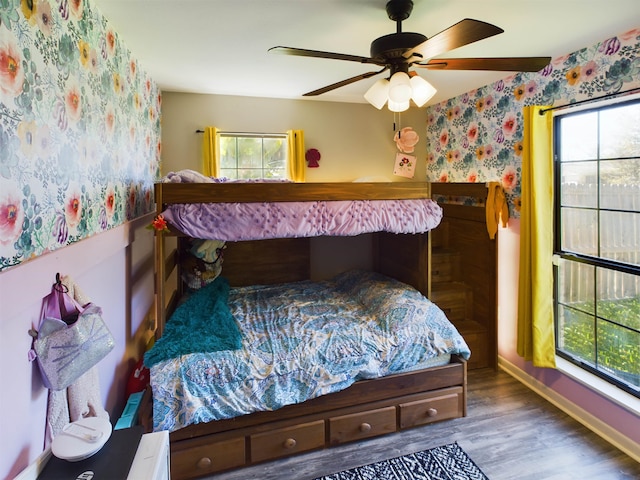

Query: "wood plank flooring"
(204, 368), (639, 480)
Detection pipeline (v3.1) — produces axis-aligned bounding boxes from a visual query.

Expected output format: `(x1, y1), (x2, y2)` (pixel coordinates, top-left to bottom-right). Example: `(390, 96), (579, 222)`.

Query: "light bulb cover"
(388, 99), (410, 112)
(410, 75), (437, 107)
(364, 78), (389, 109)
(388, 72), (412, 103)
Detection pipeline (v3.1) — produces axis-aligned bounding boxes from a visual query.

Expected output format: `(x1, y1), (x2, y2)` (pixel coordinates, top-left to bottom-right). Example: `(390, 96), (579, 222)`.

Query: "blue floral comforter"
(150, 270), (470, 433)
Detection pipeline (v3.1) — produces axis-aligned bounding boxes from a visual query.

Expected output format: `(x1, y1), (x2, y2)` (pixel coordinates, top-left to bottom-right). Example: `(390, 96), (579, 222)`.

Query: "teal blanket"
(144, 277), (242, 367)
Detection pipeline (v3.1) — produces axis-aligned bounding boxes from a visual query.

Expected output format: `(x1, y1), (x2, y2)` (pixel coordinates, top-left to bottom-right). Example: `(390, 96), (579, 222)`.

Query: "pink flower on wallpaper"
(65, 80), (82, 123)
(502, 166), (518, 192)
(439, 129), (449, 148)
(394, 127), (419, 153)
(105, 187), (116, 219)
(88, 48), (98, 74)
(106, 29), (116, 57)
(467, 123), (479, 143)
(484, 145), (494, 158)
(582, 61), (598, 81)
(36, 0), (54, 37)
(70, 0), (84, 20)
(525, 80), (537, 97)
(620, 29), (640, 42)
(484, 95), (494, 108)
(502, 113), (517, 138)
(439, 172), (449, 182)
(553, 54), (571, 67)
(0, 186), (24, 247)
(427, 152), (436, 164)
(467, 171), (478, 183)
(105, 105), (115, 135)
(0, 34), (25, 99)
(64, 188), (83, 230)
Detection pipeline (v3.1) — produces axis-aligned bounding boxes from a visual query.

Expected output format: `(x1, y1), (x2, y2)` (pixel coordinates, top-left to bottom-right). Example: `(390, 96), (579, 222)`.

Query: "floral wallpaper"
(0, 0), (161, 272)
(425, 28), (640, 218)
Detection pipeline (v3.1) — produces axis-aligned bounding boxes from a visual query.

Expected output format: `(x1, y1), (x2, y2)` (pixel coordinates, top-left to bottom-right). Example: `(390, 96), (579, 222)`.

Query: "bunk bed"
(147, 173), (470, 480)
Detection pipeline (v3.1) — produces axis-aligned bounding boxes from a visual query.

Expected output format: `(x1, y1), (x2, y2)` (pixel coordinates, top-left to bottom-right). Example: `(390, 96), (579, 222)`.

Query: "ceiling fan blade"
(404, 18), (504, 61)
(303, 69), (387, 96)
(269, 46), (379, 65)
(417, 57), (551, 72)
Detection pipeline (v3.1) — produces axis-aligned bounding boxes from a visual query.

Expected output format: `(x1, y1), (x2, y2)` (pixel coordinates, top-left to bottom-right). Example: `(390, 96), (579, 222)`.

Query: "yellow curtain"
(287, 129), (305, 183)
(202, 126), (220, 177)
(517, 105), (556, 368)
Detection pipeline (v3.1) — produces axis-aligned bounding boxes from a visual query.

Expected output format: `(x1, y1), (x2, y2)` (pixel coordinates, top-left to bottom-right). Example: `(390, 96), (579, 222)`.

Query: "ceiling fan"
(269, 0), (550, 109)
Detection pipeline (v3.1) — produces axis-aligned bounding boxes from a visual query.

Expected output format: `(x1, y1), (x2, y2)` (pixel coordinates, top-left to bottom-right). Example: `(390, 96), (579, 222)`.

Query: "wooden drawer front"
(172, 436), (245, 479)
(250, 420), (325, 463)
(329, 406), (396, 445)
(399, 391), (463, 429)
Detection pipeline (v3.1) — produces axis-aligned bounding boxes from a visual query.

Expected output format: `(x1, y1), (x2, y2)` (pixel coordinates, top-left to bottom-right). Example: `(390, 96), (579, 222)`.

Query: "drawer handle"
(197, 457), (212, 469)
(427, 408), (438, 417)
(359, 422), (372, 433)
(283, 438), (297, 449)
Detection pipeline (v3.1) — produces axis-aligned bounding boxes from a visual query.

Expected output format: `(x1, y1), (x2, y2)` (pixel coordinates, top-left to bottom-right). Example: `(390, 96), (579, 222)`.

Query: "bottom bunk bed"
(146, 181), (470, 480)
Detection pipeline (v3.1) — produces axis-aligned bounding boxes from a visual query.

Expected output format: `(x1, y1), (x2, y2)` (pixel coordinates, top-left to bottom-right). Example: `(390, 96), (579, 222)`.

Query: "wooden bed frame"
(149, 181), (468, 480)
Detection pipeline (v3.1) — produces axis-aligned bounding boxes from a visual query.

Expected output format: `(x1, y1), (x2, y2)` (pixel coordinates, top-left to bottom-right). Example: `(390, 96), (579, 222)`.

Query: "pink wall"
(0, 216), (155, 479)
(497, 219), (640, 446)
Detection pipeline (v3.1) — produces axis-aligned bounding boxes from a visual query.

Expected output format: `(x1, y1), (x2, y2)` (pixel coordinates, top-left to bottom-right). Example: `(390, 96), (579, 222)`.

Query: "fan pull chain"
(393, 112), (402, 136)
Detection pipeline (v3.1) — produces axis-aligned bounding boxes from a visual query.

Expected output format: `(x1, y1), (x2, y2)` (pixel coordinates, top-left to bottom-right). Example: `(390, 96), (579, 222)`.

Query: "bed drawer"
(329, 406), (396, 445)
(171, 436), (245, 479)
(250, 420), (325, 463)
(399, 388), (464, 429)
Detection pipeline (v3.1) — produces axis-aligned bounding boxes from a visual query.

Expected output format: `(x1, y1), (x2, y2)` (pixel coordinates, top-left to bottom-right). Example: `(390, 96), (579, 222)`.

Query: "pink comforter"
(161, 198), (442, 241)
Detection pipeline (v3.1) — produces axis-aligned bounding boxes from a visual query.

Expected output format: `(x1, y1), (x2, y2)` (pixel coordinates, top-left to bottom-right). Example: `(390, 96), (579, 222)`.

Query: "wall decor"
(0, 0), (161, 271)
(425, 28), (640, 218)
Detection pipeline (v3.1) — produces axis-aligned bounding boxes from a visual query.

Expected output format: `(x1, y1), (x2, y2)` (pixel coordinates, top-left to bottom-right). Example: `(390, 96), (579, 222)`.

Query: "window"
(218, 133), (288, 180)
(554, 97), (640, 398)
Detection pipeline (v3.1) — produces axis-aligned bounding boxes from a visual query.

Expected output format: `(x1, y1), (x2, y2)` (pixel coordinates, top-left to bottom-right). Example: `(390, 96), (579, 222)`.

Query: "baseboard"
(498, 356), (640, 463)
(13, 448), (51, 480)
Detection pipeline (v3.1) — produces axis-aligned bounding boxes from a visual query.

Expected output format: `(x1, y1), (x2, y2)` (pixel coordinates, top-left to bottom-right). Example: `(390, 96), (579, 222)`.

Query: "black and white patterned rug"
(313, 442), (489, 480)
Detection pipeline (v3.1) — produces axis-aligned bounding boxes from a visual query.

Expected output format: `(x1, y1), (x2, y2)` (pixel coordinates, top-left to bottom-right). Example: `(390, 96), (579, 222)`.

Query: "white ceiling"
(93, 0), (640, 106)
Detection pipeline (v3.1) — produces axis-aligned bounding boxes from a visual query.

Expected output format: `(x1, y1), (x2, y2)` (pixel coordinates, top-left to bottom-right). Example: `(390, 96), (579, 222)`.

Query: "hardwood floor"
(204, 368), (639, 480)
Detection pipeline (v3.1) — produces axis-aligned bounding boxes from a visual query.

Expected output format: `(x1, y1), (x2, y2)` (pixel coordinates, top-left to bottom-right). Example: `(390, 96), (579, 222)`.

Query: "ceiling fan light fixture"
(388, 71), (412, 103)
(410, 74), (437, 107)
(364, 78), (390, 109)
(388, 98), (410, 112)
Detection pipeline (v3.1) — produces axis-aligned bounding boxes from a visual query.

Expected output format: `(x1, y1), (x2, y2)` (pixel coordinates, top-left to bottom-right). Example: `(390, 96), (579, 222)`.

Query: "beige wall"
(160, 92), (427, 182)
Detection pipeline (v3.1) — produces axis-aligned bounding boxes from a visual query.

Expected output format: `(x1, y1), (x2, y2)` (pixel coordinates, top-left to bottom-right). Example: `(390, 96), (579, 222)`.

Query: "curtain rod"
(539, 87), (640, 115)
(195, 129), (287, 136)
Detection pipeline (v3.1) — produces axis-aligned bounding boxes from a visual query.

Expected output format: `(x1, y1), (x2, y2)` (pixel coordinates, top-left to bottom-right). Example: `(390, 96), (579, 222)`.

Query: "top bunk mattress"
(156, 170), (442, 240)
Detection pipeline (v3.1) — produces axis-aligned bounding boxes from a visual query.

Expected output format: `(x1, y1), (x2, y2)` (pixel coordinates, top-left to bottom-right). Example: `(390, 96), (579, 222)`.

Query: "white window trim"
(555, 356), (640, 416)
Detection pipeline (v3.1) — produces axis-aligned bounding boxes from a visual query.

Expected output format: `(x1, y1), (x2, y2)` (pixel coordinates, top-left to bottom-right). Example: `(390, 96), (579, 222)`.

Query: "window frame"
(218, 132), (288, 180)
(553, 95), (640, 399)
